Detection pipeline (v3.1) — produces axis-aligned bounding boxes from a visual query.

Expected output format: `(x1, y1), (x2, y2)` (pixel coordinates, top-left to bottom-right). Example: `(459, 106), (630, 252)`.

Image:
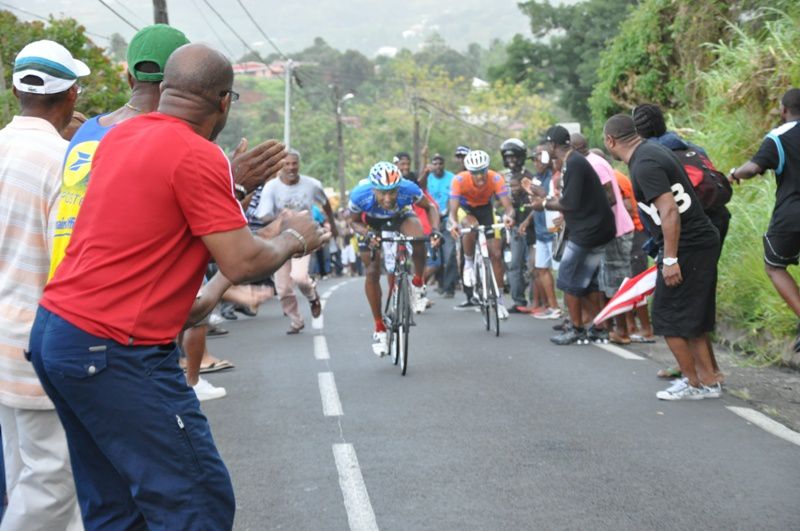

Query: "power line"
(191, 0), (235, 58)
(0, 2), (110, 40)
(96, 0), (139, 31)
(109, 0), (147, 26)
(234, 0), (287, 61)
(201, 0), (260, 58)
(419, 97), (506, 140)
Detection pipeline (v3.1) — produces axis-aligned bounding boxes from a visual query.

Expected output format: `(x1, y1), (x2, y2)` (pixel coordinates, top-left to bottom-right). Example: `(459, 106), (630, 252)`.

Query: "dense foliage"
(0, 12), (127, 124)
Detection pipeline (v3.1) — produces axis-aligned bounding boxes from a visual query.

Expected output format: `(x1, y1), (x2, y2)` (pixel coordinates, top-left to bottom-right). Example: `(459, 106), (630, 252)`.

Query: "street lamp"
(336, 92), (355, 206)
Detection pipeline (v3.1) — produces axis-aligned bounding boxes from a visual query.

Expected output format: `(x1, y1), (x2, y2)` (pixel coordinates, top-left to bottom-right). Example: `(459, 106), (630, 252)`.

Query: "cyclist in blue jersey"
(349, 162), (442, 356)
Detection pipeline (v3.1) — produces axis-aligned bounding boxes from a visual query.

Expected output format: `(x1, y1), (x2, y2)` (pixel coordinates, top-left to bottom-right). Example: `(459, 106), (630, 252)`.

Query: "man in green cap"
(48, 25), (288, 400)
(50, 24), (191, 275)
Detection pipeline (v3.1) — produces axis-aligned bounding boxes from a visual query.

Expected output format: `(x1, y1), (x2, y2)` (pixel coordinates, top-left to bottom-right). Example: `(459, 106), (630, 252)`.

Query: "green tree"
(489, 0), (638, 125)
(0, 11), (128, 125)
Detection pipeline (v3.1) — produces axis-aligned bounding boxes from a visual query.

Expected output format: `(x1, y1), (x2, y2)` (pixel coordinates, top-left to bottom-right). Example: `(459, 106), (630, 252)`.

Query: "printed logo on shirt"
(638, 183), (692, 226)
(63, 140), (99, 188)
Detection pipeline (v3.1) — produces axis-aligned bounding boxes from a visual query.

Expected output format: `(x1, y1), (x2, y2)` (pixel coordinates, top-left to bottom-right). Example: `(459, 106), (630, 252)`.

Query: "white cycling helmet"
(464, 149), (490, 172)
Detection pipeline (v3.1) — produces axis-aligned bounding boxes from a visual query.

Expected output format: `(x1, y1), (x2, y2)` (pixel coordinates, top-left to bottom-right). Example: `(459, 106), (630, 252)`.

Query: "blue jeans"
(439, 218), (458, 294)
(29, 306), (235, 530)
(508, 232), (529, 306)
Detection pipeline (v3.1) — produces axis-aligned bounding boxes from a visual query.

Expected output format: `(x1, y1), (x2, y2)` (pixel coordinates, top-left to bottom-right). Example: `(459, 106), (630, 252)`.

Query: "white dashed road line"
(318, 372), (343, 417)
(595, 343), (645, 361)
(726, 406), (800, 448)
(333, 444), (379, 531)
(314, 335), (330, 360)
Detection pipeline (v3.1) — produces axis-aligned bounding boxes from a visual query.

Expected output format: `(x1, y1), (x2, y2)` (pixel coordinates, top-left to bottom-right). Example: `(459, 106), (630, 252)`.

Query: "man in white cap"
(0, 40), (89, 530)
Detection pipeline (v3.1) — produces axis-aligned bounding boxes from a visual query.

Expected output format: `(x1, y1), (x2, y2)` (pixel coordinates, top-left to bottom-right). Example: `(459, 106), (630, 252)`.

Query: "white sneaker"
(372, 331), (389, 357)
(193, 377), (227, 401)
(700, 382), (722, 399)
(665, 377), (689, 394)
(412, 284), (428, 314)
(497, 305), (509, 320)
(656, 382), (703, 401)
(462, 262), (475, 288)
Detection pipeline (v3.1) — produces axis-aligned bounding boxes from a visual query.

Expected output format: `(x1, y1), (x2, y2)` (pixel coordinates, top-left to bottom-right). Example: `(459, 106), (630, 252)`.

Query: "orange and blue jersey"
(348, 178), (423, 219)
(449, 169), (508, 208)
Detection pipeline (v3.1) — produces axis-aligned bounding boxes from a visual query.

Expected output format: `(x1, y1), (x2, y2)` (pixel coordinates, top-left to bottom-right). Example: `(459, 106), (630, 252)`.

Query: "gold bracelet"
(282, 228), (307, 255)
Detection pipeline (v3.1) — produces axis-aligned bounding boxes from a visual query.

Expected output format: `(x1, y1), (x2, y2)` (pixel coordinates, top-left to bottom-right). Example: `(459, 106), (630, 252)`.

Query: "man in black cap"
(605, 114), (722, 401)
(530, 125), (615, 344)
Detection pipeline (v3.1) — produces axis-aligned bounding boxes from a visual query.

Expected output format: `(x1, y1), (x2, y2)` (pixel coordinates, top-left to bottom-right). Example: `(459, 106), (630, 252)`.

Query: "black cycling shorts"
(763, 231), (800, 269)
(358, 214), (416, 251)
(463, 203), (496, 240)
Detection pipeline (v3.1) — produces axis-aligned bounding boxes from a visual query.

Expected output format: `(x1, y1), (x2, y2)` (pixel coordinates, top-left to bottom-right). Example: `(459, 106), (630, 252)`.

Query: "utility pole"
(284, 59), (293, 149)
(334, 86), (354, 205)
(153, 0), (169, 24)
(412, 78), (421, 176)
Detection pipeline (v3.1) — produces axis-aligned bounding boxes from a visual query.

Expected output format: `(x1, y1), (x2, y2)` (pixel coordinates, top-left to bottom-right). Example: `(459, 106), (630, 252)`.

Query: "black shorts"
(652, 244), (719, 338)
(556, 240), (604, 297)
(463, 203), (496, 240)
(763, 231), (800, 268)
(358, 213), (415, 251)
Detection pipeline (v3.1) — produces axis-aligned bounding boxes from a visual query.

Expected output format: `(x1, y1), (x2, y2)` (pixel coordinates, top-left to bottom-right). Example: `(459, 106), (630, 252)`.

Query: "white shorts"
(341, 244), (356, 265)
(535, 239), (555, 270)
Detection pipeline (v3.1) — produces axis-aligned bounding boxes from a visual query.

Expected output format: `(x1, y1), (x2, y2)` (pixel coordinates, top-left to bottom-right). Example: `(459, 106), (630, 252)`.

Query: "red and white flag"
(593, 265), (658, 325)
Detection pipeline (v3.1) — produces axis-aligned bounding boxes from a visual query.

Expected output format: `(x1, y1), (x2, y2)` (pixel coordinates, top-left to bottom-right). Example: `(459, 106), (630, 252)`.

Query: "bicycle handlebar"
(377, 235), (435, 243)
(459, 223), (507, 233)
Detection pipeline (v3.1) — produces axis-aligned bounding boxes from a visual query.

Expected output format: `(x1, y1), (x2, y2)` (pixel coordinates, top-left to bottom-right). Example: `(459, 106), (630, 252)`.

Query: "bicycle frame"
(461, 224), (506, 305)
(372, 233), (431, 375)
(460, 223), (506, 336)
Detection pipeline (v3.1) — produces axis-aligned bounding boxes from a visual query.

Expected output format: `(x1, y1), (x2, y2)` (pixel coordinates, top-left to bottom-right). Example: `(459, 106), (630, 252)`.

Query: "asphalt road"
(201, 278), (800, 531)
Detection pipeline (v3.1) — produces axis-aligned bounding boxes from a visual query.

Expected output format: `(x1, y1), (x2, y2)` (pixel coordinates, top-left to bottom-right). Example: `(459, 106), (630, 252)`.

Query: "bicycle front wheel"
(486, 257), (500, 337)
(400, 276), (411, 375)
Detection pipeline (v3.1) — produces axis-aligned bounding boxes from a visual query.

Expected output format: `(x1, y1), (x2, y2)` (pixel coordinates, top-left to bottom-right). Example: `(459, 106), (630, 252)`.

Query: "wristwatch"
(663, 256), (678, 266)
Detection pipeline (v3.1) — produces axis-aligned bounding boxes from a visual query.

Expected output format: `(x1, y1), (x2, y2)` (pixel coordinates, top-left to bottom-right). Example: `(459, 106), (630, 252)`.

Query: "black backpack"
(672, 149), (732, 211)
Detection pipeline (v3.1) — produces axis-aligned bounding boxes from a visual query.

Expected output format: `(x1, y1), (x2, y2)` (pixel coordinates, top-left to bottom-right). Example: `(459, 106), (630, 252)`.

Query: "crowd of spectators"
(0, 21), (798, 528)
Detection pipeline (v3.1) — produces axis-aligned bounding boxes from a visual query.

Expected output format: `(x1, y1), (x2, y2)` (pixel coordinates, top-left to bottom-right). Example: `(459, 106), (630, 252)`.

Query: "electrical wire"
(0, 1), (110, 40)
(233, 0), (287, 61)
(191, 0), (236, 58)
(96, 0), (139, 31)
(109, 0), (147, 26)
(201, 0), (260, 58)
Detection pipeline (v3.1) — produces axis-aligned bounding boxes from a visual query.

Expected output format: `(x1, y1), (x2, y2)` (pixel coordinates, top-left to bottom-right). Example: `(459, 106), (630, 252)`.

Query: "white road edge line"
(313, 314), (324, 329)
(314, 335), (330, 360)
(594, 343), (645, 360)
(318, 372), (343, 416)
(333, 443), (379, 531)
(726, 406), (800, 447)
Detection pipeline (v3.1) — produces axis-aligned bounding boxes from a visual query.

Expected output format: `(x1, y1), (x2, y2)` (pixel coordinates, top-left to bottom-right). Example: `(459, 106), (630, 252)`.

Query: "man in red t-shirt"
(28, 44), (329, 530)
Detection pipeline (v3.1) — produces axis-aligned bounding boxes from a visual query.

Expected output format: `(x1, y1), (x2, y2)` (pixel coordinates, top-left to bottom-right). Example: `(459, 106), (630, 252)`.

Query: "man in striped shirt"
(0, 40), (88, 529)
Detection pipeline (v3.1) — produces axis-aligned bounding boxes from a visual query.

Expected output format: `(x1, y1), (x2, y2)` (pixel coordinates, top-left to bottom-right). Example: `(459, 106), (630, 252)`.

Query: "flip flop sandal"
(656, 367), (682, 379)
(630, 334), (656, 344)
(608, 331), (631, 345)
(199, 360), (235, 374)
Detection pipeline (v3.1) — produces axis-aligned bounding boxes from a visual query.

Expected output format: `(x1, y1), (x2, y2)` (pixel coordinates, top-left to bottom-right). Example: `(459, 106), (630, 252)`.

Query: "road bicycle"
(372, 233), (433, 376)
(460, 224), (507, 337)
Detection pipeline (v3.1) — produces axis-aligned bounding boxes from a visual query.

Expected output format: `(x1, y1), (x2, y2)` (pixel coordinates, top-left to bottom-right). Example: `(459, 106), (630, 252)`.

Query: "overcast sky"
(12, 0), (543, 60)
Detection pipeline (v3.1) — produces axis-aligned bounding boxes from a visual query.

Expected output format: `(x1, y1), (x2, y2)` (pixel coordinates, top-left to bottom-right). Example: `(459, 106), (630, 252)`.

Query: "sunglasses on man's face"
(220, 89), (240, 102)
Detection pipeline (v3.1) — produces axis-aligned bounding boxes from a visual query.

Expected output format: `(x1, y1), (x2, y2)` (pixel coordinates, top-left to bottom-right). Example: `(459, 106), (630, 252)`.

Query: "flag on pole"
(593, 265), (658, 325)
